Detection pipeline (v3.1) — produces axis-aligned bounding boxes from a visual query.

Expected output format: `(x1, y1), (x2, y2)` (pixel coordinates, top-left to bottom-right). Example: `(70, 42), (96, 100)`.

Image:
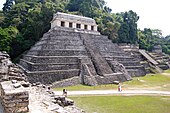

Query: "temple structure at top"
(51, 12), (99, 34)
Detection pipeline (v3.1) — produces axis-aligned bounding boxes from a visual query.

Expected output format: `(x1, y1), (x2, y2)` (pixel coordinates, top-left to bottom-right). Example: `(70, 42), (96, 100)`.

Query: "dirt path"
(54, 90), (170, 96)
(162, 73), (170, 77)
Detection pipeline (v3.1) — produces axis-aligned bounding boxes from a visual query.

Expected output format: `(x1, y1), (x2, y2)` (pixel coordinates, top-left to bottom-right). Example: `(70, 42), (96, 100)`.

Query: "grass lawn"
(54, 71), (170, 91)
(123, 73), (170, 91)
(70, 95), (170, 113)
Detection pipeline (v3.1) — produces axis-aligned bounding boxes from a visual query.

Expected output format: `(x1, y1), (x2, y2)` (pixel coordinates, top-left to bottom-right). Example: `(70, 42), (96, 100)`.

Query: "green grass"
(164, 70), (170, 73)
(70, 96), (170, 113)
(123, 73), (170, 90)
(54, 71), (170, 91)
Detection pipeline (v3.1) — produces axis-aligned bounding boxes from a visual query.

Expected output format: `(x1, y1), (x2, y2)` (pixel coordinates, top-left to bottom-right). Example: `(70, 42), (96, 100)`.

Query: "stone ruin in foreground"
(0, 51), (84, 113)
(18, 12), (147, 87)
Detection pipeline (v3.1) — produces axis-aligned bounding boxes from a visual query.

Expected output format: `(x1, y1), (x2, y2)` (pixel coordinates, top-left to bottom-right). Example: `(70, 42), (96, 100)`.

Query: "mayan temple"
(19, 12), (146, 86)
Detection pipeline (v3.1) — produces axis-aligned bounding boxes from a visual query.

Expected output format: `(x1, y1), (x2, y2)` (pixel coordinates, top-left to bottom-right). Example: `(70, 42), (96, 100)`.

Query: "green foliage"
(3, 0), (15, 13)
(117, 10), (139, 44)
(1, 0), (67, 59)
(138, 28), (170, 54)
(0, 26), (19, 53)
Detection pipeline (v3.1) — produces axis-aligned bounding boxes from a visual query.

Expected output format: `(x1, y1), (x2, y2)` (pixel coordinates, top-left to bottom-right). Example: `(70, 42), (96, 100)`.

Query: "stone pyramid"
(19, 12), (146, 86)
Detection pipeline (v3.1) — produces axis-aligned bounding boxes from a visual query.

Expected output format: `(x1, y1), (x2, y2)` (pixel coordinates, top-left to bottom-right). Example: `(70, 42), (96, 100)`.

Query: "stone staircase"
(81, 35), (146, 77)
(147, 52), (170, 70)
(19, 27), (146, 85)
(119, 43), (170, 73)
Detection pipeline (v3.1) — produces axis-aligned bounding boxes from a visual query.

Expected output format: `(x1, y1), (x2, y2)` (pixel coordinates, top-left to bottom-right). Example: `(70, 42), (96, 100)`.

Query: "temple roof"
(52, 12), (96, 25)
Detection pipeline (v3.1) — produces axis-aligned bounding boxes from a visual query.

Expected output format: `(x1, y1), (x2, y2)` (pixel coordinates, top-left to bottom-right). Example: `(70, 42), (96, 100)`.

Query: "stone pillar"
(94, 25), (97, 31)
(65, 21), (69, 28)
(73, 23), (76, 28)
(81, 24), (84, 30)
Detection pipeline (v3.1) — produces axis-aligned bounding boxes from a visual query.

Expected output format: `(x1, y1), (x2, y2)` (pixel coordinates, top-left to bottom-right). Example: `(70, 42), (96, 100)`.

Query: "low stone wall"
(26, 69), (80, 84)
(95, 74), (120, 85)
(0, 81), (29, 113)
(51, 76), (81, 88)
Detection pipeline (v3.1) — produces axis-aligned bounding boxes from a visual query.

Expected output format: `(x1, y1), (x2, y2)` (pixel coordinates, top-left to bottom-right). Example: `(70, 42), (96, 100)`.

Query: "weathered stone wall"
(0, 51), (84, 113)
(0, 81), (29, 113)
(80, 64), (98, 86)
(152, 45), (162, 53)
(0, 51), (27, 82)
(51, 77), (81, 88)
(26, 69), (80, 84)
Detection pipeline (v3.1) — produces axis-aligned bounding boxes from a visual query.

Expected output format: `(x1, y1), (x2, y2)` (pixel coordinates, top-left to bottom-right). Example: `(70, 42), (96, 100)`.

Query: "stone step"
(91, 40), (112, 44)
(154, 56), (169, 60)
(101, 51), (127, 54)
(20, 59), (79, 71)
(98, 44), (124, 52)
(118, 61), (141, 66)
(34, 40), (84, 46)
(23, 55), (88, 63)
(42, 44), (85, 50)
(34, 40), (47, 46)
(101, 52), (129, 57)
(126, 68), (146, 77)
(81, 33), (108, 39)
(41, 35), (81, 41)
(86, 36), (109, 41)
(26, 51), (39, 56)
(27, 49), (88, 56)
(105, 56), (134, 60)
(49, 30), (80, 36)
(29, 45), (42, 51)
(158, 64), (169, 70)
(47, 40), (83, 45)
(95, 74), (121, 84)
(26, 69), (80, 84)
(124, 65), (144, 69)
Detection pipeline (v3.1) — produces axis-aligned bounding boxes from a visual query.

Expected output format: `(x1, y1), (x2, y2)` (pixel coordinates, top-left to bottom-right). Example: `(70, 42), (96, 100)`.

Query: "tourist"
(63, 89), (67, 97)
(118, 83), (122, 92)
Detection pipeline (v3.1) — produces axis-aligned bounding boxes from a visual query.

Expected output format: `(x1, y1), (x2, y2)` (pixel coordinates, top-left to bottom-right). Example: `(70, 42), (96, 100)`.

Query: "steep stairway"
(80, 34), (146, 77)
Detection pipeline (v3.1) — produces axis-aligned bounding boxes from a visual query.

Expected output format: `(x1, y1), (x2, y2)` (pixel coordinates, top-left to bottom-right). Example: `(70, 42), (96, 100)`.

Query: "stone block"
(0, 81), (29, 113)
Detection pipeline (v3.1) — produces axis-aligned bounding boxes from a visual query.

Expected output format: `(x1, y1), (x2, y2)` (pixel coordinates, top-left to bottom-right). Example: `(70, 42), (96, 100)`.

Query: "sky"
(105, 0), (170, 36)
(0, 0), (169, 36)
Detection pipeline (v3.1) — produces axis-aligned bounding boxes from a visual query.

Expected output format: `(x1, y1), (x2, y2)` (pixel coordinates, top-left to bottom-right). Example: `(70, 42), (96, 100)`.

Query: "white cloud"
(105, 0), (170, 36)
(0, 0), (5, 10)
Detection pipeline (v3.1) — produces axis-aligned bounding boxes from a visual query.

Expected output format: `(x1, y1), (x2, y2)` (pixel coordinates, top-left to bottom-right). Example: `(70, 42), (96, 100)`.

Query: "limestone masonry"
(0, 51), (84, 113)
(119, 44), (170, 73)
(19, 12), (147, 86)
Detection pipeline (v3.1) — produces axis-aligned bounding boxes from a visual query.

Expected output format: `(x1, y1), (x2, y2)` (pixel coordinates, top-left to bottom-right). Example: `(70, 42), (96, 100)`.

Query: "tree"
(3, 0), (15, 13)
(117, 10), (139, 44)
(0, 26), (19, 53)
(1, 0), (66, 59)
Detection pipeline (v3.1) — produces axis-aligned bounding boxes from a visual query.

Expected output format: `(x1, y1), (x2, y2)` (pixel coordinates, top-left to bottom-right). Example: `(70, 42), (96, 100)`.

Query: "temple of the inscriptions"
(51, 12), (98, 34)
(19, 12), (147, 87)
